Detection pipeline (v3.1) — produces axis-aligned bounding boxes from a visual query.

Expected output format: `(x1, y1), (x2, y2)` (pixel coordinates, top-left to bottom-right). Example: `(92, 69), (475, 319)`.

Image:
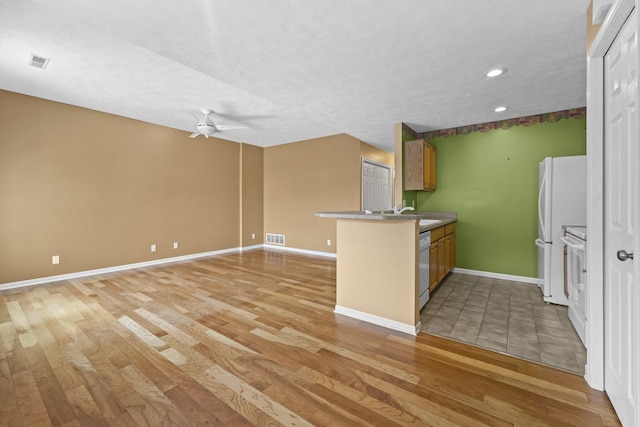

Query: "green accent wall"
(416, 118), (586, 278)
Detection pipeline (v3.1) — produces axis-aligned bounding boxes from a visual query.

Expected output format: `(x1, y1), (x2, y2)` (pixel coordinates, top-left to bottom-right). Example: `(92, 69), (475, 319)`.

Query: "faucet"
(393, 204), (415, 214)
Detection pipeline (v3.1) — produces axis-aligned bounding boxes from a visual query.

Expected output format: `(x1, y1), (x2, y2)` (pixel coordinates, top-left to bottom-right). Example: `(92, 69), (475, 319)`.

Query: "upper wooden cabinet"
(404, 139), (436, 191)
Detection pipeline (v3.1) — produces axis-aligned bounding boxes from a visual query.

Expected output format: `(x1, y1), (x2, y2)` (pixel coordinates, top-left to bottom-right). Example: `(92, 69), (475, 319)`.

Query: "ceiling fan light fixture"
(486, 67), (506, 78)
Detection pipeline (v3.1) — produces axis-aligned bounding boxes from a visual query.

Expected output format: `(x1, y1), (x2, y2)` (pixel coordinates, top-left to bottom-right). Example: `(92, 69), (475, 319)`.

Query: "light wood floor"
(0, 249), (620, 426)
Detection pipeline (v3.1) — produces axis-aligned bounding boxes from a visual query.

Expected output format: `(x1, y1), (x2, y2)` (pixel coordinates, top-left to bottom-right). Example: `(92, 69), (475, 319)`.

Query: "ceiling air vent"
(28, 54), (50, 70)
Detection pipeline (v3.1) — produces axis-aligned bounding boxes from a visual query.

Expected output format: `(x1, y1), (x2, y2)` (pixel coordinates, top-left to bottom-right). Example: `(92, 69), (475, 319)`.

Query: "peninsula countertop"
(316, 210), (457, 232)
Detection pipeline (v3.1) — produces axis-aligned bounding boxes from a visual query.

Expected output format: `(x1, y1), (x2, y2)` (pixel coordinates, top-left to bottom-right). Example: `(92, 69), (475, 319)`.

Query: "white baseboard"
(263, 244), (336, 258)
(0, 247), (243, 291)
(452, 267), (540, 285)
(334, 305), (420, 336)
(240, 244), (264, 251)
(0, 244), (337, 291)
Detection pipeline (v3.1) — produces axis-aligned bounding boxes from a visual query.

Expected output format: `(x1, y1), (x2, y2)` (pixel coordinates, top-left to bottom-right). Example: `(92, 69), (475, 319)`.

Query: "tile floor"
(420, 273), (587, 374)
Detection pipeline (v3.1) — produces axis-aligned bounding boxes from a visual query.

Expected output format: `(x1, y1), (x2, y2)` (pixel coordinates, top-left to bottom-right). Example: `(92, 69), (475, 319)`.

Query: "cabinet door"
(429, 242), (438, 291)
(423, 141), (430, 189)
(437, 240), (446, 282)
(423, 142), (437, 191)
(404, 139), (424, 190)
(444, 234), (452, 276)
(428, 143), (437, 190)
(450, 231), (456, 270)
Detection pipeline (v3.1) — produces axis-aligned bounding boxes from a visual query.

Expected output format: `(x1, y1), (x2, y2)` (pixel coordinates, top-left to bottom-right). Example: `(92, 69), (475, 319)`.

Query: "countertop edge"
(315, 211), (457, 232)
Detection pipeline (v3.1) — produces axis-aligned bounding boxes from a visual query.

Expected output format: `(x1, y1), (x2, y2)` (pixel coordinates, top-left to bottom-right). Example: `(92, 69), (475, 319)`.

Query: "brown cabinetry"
(428, 222), (456, 292)
(404, 139), (436, 191)
(429, 243), (438, 291)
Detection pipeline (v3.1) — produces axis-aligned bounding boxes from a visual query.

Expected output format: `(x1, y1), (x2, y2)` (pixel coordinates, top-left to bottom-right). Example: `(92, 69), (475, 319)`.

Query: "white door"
(362, 159), (392, 211)
(604, 8), (639, 426)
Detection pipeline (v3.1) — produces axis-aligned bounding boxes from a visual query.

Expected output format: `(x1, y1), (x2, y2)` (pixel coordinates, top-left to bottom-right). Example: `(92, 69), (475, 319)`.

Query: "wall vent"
(265, 233), (285, 245)
(29, 54), (50, 70)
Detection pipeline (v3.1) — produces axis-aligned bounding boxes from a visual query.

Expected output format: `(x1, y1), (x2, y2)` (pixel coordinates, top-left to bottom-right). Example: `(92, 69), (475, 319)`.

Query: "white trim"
(586, 55), (605, 391)
(584, 0), (636, 393)
(263, 244), (336, 258)
(592, 0), (614, 25)
(0, 244), (336, 292)
(240, 244), (265, 252)
(0, 247), (243, 291)
(334, 305), (420, 336)
(588, 0), (636, 58)
(452, 267), (540, 285)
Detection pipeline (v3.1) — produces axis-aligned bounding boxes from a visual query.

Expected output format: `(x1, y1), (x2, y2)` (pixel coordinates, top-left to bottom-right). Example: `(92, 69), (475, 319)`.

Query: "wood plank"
(0, 249), (621, 426)
(13, 367), (53, 426)
(22, 338), (78, 425)
(65, 384), (108, 427)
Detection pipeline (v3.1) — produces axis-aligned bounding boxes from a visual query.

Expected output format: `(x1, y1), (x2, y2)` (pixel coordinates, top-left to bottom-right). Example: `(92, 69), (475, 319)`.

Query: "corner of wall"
(240, 143), (265, 247)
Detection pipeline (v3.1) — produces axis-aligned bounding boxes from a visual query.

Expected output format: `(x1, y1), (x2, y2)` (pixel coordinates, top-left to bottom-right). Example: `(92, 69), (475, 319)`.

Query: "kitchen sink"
(419, 219), (442, 226)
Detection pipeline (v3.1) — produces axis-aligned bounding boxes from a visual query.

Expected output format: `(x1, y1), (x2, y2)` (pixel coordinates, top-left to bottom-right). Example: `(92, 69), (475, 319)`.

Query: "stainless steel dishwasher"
(419, 230), (431, 309)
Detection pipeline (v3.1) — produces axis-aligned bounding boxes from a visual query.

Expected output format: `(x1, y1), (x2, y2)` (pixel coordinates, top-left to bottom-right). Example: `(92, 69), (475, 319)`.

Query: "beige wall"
(359, 141), (394, 165)
(263, 134), (393, 254)
(0, 90), (240, 284)
(241, 143), (264, 246)
(1, 90), (393, 284)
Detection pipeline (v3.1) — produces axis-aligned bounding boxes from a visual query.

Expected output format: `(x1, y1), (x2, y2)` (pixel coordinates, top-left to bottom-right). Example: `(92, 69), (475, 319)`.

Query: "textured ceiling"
(0, 1), (591, 152)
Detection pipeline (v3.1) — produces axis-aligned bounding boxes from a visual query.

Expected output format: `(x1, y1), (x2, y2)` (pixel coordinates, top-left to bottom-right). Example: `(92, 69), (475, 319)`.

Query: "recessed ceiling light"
(494, 105), (508, 113)
(486, 68), (506, 78)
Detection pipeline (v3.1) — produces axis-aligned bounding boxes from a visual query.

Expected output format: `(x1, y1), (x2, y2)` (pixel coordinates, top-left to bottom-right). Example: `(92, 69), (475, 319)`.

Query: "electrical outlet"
(173, 242), (179, 249)
(52, 255), (60, 265)
(151, 244), (157, 252)
(327, 239), (331, 246)
(251, 233), (256, 239)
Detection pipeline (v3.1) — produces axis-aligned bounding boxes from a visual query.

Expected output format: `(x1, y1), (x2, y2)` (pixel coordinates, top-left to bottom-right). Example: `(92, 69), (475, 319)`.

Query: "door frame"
(361, 157), (393, 210)
(586, 0), (637, 394)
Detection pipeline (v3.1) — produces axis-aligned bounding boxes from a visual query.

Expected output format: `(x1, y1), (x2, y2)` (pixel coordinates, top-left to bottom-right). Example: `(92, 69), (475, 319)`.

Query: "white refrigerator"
(534, 155), (586, 305)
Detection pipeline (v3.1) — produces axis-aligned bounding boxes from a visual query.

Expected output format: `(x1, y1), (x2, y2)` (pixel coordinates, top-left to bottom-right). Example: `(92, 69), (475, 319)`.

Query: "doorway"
(361, 158), (392, 211)
(588, 1), (639, 424)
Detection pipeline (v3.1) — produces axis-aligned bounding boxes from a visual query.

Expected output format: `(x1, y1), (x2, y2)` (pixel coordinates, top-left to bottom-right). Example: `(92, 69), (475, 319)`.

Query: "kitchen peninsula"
(316, 210), (456, 335)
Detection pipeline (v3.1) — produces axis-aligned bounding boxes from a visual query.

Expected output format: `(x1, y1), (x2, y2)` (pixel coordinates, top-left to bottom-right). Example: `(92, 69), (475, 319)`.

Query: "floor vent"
(266, 233), (285, 245)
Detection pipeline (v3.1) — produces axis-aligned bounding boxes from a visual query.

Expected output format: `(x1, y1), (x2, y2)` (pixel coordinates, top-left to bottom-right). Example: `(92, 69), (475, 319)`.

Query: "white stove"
(561, 226), (587, 345)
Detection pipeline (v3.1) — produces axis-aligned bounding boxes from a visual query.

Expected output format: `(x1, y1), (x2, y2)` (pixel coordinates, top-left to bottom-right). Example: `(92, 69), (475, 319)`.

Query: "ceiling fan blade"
(215, 125), (248, 131)
(189, 131), (201, 138)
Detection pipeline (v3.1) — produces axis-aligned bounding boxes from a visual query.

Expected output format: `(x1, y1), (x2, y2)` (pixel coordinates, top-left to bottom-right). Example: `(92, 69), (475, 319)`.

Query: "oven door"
(560, 234), (587, 345)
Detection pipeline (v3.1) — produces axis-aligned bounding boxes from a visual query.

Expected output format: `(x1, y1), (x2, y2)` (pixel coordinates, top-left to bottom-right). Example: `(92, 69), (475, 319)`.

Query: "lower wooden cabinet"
(429, 222), (456, 292)
(450, 231), (456, 270)
(429, 243), (438, 291)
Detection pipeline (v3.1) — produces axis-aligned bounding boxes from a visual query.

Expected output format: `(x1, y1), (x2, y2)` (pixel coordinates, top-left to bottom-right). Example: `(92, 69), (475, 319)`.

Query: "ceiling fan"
(189, 109), (247, 139)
